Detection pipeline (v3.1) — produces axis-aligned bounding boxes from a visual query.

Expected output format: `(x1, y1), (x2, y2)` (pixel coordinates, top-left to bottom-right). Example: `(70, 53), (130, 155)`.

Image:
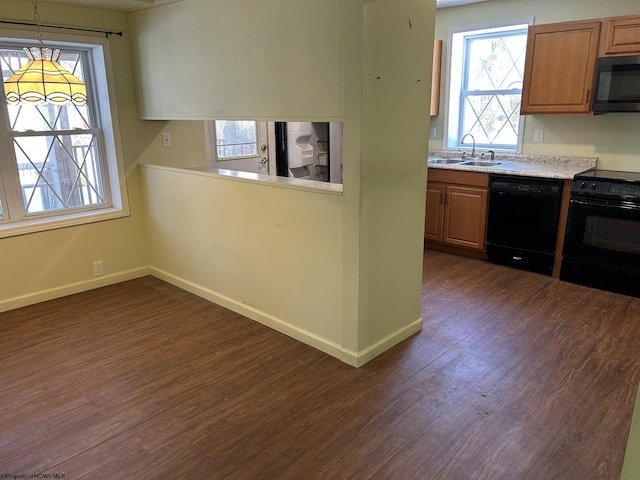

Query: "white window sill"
(0, 207), (130, 239)
(143, 164), (343, 196)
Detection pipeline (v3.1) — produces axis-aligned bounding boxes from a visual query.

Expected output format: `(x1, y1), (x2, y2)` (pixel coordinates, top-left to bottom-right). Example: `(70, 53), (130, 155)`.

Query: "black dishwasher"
(486, 174), (563, 275)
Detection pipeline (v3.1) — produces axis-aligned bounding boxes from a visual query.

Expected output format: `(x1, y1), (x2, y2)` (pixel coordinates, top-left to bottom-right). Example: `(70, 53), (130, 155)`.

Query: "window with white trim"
(446, 22), (529, 153)
(0, 30), (128, 237)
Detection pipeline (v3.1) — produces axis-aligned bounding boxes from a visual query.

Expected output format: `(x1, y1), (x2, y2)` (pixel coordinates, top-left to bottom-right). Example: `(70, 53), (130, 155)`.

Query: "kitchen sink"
(428, 158), (466, 164)
(460, 160), (503, 167)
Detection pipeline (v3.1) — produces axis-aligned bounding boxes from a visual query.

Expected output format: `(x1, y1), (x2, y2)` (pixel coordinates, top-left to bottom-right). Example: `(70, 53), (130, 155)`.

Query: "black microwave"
(592, 54), (640, 113)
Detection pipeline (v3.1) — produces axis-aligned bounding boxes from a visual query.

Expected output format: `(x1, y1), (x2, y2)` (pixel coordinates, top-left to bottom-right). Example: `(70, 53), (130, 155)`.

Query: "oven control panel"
(572, 180), (640, 199)
(610, 184), (640, 198)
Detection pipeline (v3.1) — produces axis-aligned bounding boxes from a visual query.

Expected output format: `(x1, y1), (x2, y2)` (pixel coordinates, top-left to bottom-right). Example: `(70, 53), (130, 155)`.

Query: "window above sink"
(444, 20), (531, 154)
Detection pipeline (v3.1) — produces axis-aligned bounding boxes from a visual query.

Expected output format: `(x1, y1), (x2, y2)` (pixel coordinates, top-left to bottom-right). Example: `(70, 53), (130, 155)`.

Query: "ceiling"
(44, 0), (491, 13)
(41, 0), (183, 13)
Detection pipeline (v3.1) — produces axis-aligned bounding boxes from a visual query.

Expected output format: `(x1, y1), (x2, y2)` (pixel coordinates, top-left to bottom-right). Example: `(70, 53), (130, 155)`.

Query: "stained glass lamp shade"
(4, 46), (87, 106)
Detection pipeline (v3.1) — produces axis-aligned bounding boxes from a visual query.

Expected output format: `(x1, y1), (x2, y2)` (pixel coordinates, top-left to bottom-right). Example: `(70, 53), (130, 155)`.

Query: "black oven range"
(561, 169), (640, 298)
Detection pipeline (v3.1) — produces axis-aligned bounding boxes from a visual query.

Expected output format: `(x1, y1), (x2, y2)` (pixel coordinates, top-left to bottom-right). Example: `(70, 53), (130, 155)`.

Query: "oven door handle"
(570, 198), (640, 212)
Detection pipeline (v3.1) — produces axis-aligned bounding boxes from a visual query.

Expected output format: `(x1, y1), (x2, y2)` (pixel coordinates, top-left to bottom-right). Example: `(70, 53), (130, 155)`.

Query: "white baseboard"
(1, 264), (422, 368)
(149, 267), (345, 360)
(0, 267), (150, 314)
(339, 318), (423, 367)
(150, 266), (423, 367)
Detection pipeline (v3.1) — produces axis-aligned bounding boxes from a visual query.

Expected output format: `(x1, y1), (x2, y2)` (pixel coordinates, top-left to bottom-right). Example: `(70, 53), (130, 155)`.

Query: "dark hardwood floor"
(1, 250), (639, 479)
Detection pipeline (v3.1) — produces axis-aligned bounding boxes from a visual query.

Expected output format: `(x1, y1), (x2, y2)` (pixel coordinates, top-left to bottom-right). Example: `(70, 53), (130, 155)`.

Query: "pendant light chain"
(3, 0), (88, 106)
(32, 0), (44, 51)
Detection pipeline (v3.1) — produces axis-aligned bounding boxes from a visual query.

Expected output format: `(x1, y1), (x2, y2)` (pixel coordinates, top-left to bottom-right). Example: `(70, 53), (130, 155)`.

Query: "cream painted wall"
(431, 0), (640, 172)
(0, 0), (436, 366)
(341, 0), (435, 358)
(622, 384), (640, 480)
(141, 165), (344, 357)
(132, 0), (436, 366)
(0, 1), (152, 311)
(135, 120), (208, 169)
(128, 0), (343, 121)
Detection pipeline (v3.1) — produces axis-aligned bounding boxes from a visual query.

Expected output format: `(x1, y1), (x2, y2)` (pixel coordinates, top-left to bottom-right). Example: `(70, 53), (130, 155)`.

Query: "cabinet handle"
(444, 194), (448, 205)
(586, 89), (590, 104)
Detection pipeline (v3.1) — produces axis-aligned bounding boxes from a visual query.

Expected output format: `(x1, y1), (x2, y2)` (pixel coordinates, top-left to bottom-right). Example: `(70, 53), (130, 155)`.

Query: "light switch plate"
(534, 129), (544, 143)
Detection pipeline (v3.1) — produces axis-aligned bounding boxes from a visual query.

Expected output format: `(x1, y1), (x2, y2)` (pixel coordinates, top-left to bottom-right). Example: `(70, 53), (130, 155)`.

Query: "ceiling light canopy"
(3, 0), (87, 106)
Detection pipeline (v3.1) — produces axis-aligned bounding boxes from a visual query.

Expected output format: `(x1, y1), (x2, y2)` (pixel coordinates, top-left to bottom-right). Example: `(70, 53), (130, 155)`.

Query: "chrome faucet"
(481, 150), (495, 160)
(461, 133), (476, 159)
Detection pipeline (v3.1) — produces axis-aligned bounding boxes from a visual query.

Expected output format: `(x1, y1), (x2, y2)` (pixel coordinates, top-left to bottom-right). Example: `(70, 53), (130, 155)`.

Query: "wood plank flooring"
(1, 250), (639, 479)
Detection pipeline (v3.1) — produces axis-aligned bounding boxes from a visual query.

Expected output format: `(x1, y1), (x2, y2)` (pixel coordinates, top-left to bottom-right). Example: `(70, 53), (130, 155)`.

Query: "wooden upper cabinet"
(600, 15), (640, 56)
(520, 20), (601, 115)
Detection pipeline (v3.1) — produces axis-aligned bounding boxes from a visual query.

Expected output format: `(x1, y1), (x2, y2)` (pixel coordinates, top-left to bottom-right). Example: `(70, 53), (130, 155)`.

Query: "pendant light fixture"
(3, 0), (87, 106)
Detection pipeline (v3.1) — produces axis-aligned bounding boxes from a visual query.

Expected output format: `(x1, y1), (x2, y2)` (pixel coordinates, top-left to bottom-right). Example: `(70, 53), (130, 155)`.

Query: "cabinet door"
(443, 185), (488, 251)
(425, 183), (445, 242)
(601, 15), (640, 56)
(521, 21), (601, 114)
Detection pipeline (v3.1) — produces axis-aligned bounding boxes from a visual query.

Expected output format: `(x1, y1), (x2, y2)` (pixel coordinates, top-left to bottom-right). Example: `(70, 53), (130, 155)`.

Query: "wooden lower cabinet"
(444, 184), (488, 250)
(425, 169), (489, 256)
(425, 183), (445, 242)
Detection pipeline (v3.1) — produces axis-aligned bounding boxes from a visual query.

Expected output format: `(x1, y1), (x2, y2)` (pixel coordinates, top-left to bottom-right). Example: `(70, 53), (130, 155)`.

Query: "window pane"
(0, 35), (127, 235)
(14, 134), (104, 214)
(450, 25), (528, 151)
(8, 102), (91, 132)
(463, 93), (522, 147)
(459, 31), (526, 149)
(215, 120), (258, 159)
(1, 45), (108, 218)
(466, 34), (527, 91)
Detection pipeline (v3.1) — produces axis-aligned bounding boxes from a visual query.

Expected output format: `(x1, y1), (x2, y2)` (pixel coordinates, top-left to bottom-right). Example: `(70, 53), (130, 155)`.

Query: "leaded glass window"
(1, 46), (105, 215)
(0, 30), (127, 238)
(447, 22), (529, 152)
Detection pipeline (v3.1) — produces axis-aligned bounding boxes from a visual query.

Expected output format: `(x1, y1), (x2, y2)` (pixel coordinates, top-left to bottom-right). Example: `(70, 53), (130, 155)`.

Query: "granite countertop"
(428, 151), (598, 179)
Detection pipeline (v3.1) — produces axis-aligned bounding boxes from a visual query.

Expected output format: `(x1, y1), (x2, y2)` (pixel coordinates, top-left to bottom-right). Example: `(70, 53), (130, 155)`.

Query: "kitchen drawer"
(428, 168), (489, 187)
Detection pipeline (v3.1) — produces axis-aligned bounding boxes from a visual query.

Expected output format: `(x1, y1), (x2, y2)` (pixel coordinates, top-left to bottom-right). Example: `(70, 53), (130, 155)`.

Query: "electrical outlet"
(93, 260), (104, 277)
(430, 126), (437, 139)
(162, 132), (172, 148)
(534, 128), (544, 143)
